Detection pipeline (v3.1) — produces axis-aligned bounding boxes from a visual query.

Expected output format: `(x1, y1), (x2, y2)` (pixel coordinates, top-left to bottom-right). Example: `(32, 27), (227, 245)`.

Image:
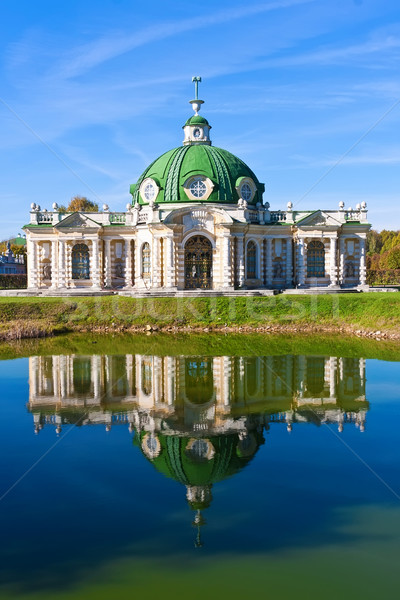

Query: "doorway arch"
(184, 235), (212, 289)
(71, 243), (90, 280)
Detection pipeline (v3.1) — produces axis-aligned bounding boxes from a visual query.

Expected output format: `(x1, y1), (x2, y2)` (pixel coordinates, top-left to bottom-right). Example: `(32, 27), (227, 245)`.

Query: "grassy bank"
(0, 293), (400, 341)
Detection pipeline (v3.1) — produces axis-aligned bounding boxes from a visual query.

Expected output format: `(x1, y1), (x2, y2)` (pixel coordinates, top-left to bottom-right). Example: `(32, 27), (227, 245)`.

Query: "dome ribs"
(205, 147), (232, 203)
(165, 146), (190, 203)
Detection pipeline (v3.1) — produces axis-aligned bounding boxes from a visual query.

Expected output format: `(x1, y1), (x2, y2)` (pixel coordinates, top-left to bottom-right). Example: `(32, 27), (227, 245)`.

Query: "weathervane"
(190, 76), (204, 115)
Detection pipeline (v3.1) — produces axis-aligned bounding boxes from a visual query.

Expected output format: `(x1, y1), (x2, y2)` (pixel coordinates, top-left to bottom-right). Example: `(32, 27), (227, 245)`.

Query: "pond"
(0, 334), (399, 600)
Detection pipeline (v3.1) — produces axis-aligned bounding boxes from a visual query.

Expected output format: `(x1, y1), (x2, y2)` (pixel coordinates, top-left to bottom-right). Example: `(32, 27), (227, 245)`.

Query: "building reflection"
(29, 353), (368, 435)
(28, 352), (368, 545)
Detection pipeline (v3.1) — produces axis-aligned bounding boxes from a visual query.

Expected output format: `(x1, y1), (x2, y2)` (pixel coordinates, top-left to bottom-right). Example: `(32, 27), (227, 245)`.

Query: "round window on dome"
(190, 179), (207, 198)
(144, 183), (156, 201)
(139, 178), (159, 203)
(241, 183), (252, 201)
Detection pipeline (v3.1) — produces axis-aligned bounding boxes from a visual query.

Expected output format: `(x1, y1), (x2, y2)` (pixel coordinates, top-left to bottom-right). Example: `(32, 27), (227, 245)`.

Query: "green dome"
(135, 431), (263, 487)
(130, 144), (265, 206)
(184, 115), (210, 126)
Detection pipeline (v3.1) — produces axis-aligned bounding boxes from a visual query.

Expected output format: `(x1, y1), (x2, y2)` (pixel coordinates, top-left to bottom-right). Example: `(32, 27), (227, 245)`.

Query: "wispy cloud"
(49, 0), (316, 80)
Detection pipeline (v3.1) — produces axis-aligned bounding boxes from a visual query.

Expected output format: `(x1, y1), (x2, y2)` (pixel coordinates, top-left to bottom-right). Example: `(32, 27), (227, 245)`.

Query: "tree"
(67, 196), (99, 212)
(366, 230), (383, 255)
(386, 245), (400, 270)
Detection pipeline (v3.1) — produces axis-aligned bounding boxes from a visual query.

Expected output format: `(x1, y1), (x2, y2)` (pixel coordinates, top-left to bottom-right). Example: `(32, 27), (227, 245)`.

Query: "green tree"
(386, 246), (400, 269)
(366, 230), (383, 255)
(67, 196), (99, 212)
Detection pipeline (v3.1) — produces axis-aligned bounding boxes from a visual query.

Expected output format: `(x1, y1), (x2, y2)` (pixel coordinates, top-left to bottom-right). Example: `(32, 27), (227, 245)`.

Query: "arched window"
(247, 241), (257, 279)
(307, 240), (325, 278)
(71, 243), (90, 279)
(141, 243), (151, 278)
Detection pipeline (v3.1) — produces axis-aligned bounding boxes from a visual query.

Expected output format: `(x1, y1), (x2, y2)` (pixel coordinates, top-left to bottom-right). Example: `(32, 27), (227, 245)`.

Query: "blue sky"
(1, 0), (400, 239)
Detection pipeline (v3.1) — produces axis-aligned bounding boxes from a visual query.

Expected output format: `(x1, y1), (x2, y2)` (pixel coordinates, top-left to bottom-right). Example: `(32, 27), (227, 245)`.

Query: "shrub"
(0, 274), (27, 289)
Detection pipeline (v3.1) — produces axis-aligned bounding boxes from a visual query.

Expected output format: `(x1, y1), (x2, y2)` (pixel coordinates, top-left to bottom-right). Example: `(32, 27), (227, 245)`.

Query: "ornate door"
(71, 243), (90, 280)
(184, 236), (212, 289)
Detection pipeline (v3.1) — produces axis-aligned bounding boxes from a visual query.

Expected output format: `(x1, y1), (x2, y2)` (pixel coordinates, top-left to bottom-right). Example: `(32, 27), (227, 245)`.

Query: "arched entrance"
(71, 243), (90, 280)
(184, 235), (212, 289)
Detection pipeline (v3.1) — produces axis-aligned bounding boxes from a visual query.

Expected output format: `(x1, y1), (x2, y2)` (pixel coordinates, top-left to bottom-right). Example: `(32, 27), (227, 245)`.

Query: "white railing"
(270, 211), (287, 222)
(110, 213), (126, 224)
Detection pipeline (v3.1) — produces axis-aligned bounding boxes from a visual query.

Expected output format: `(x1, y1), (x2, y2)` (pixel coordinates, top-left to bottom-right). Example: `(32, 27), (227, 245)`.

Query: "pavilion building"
(23, 82), (370, 294)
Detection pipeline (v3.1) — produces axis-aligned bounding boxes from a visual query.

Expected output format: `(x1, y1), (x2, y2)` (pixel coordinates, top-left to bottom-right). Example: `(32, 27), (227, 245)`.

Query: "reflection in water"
(28, 353), (368, 546)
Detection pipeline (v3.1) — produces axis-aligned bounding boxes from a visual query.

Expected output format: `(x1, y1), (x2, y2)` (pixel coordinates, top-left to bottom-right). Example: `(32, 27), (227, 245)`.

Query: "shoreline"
(1, 321), (399, 342)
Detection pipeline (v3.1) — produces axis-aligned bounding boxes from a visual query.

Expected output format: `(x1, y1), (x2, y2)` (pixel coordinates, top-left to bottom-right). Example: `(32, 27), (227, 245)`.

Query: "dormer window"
(139, 178), (159, 203)
(183, 175), (214, 201)
(190, 179), (207, 198)
(236, 177), (257, 203)
(241, 183), (252, 201)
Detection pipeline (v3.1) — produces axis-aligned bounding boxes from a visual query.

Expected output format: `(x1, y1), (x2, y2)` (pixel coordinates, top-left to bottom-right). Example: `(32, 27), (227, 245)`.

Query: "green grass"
(0, 293), (399, 339)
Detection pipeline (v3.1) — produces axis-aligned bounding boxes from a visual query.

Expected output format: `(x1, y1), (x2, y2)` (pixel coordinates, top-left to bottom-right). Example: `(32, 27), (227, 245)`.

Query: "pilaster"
(91, 239), (101, 289)
(339, 237), (345, 285)
(165, 236), (176, 288)
(266, 238), (273, 287)
(123, 239), (133, 288)
(222, 235), (233, 289)
(28, 239), (38, 289)
(297, 238), (306, 287)
(57, 240), (66, 289)
(104, 239), (112, 288)
(50, 240), (58, 288)
(359, 237), (367, 287)
(329, 236), (339, 287)
(285, 238), (293, 288)
(236, 235), (245, 287)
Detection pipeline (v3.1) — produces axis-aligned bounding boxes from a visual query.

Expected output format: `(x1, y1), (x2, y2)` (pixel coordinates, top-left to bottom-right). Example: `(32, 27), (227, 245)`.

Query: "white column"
(329, 356), (337, 399)
(329, 237), (338, 287)
(285, 238), (292, 288)
(123, 239), (133, 288)
(359, 237), (367, 286)
(91, 239), (101, 289)
(236, 235), (245, 287)
(52, 356), (60, 400)
(297, 239), (306, 287)
(92, 355), (101, 401)
(57, 240), (66, 288)
(134, 241), (141, 287)
(152, 238), (161, 288)
(339, 237), (345, 286)
(28, 239), (38, 288)
(222, 356), (231, 407)
(104, 239), (112, 288)
(50, 240), (58, 288)
(266, 238), (273, 287)
(222, 235), (232, 289)
(165, 237), (175, 288)
(60, 355), (67, 399)
(154, 357), (162, 405)
(29, 356), (38, 399)
(166, 357), (175, 406)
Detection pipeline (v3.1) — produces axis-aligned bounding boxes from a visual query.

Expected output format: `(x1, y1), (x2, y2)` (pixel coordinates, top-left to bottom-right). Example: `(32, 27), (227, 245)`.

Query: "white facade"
(24, 201), (370, 293)
(24, 90), (371, 293)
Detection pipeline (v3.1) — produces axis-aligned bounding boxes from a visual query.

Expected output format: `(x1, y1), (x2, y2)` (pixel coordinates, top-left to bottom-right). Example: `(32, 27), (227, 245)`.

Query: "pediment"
(55, 212), (101, 230)
(297, 210), (341, 228)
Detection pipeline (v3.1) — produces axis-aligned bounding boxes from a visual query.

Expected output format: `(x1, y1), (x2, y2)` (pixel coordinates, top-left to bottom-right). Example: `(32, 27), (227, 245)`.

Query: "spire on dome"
(190, 76), (204, 116)
(183, 76), (211, 145)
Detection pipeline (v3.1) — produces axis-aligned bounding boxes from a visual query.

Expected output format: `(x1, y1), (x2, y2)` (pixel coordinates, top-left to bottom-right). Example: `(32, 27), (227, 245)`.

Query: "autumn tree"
(67, 196), (99, 212)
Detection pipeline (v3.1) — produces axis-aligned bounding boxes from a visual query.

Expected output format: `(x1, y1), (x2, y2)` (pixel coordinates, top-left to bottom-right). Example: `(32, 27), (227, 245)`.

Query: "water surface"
(0, 335), (399, 599)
